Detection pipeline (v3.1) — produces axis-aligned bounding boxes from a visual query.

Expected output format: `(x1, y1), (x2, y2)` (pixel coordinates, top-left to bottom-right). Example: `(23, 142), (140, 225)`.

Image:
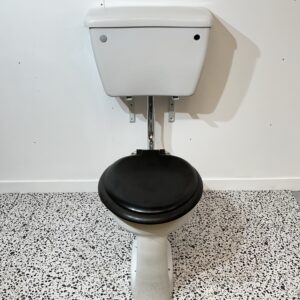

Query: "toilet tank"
(85, 6), (212, 97)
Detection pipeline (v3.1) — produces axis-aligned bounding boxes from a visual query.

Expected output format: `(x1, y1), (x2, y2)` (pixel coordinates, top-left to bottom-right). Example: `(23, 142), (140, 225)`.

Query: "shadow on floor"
(169, 192), (246, 276)
(292, 191), (300, 205)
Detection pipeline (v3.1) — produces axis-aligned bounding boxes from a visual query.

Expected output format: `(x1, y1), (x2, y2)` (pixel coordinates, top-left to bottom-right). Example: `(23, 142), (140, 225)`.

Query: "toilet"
(85, 5), (212, 300)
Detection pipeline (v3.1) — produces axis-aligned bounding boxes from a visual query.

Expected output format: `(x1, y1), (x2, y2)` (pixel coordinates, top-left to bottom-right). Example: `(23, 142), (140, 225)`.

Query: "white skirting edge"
(0, 178), (300, 193)
(204, 177), (300, 191)
(0, 180), (98, 193)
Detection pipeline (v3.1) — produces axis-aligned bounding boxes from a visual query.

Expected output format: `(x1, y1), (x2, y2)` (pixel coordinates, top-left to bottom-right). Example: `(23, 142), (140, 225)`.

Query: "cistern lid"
(85, 6), (212, 28)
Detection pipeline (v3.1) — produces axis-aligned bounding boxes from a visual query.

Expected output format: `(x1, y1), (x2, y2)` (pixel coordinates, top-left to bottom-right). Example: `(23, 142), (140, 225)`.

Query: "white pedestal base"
(131, 236), (173, 300)
(112, 210), (194, 300)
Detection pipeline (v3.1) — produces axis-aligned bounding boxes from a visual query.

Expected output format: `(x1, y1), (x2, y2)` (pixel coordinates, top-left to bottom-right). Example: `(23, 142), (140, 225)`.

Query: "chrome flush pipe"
(147, 96), (155, 150)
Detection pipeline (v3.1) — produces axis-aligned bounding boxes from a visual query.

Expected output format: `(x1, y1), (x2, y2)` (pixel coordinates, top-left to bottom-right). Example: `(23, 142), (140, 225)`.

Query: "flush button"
(194, 34), (200, 41)
(100, 35), (107, 43)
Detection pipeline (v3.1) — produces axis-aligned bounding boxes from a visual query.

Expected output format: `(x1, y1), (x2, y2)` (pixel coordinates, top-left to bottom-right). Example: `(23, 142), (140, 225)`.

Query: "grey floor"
(0, 191), (299, 300)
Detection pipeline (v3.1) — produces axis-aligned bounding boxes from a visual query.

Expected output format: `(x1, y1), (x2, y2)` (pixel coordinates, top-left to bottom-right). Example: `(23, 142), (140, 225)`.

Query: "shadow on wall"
(116, 15), (260, 150)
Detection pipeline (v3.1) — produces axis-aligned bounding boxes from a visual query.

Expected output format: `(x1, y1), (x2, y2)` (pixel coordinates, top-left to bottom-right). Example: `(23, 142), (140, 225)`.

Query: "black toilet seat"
(98, 150), (203, 224)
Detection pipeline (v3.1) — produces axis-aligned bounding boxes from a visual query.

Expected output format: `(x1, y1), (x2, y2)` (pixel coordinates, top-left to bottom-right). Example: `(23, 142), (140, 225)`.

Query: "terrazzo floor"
(0, 191), (299, 299)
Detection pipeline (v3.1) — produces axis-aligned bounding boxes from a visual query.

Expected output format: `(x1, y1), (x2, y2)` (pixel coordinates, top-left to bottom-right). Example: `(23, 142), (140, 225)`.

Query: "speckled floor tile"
(293, 191), (300, 206)
(0, 191), (299, 299)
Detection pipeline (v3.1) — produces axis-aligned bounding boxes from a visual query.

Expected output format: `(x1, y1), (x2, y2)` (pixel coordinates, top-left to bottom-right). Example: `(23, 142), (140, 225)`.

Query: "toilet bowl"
(98, 150), (203, 299)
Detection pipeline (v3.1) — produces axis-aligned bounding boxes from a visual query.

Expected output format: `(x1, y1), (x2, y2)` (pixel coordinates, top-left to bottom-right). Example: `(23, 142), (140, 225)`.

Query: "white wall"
(0, 0), (299, 192)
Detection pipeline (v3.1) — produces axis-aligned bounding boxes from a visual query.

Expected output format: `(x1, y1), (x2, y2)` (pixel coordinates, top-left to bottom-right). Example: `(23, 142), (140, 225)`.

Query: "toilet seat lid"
(98, 150), (203, 224)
